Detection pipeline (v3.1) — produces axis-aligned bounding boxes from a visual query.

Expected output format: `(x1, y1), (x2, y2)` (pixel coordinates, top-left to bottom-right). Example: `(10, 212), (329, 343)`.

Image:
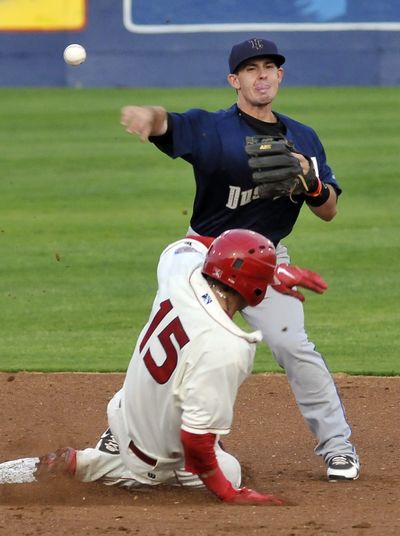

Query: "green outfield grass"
(1, 87), (399, 374)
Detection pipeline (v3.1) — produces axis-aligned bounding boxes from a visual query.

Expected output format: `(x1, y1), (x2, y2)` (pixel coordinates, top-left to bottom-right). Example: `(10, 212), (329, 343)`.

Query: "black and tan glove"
(245, 135), (320, 199)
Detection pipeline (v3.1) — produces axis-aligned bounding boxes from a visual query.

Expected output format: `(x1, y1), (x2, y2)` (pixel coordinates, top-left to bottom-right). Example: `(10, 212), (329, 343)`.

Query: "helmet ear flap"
(202, 229), (276, 307)
(253, 287), (264, 299)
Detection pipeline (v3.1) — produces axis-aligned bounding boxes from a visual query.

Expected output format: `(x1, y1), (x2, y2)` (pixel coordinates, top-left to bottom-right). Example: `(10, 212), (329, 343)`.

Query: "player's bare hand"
(120, 105), (168, 142)
(292, 151), (311, 176)
(224, 487), (284, 506)
(120, 106), (152, 141)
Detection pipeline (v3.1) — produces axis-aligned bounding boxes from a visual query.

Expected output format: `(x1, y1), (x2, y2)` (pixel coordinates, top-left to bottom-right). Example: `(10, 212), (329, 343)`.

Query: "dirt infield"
(0, 372), (399, 536)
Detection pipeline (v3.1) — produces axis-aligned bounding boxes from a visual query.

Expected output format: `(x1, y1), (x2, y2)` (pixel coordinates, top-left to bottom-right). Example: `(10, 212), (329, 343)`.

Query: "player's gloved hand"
(272, 263), (328, 302)
(245, 135), (320, 199)
(224, 487), (284, 506)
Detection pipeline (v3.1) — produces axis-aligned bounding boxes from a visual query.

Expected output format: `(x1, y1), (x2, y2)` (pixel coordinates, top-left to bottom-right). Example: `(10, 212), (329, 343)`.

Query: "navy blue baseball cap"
(229, 38), (286, 73)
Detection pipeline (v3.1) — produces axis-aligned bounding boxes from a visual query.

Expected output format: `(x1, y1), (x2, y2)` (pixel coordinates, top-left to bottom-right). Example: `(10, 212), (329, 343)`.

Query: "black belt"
(129, 440), (157, 467)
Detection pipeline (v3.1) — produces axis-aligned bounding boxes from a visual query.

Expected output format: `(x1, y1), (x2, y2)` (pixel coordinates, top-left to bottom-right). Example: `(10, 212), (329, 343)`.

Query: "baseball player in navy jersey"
(0, 230), (327, 503)
(119, 38), (360, 481)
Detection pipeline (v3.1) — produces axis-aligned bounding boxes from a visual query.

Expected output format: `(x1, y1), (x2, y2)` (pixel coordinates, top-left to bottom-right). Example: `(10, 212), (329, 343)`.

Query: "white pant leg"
(75, 429), (140, 488)
(77, 389), (242, 490)
(76, 437), (241, 490)
(76, 448), (138, 488)
(241, 244), (356, 462)
(216, 442), (241, 488)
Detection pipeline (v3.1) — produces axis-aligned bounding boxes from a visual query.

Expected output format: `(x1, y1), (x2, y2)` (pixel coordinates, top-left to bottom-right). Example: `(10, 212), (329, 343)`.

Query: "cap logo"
(249, 38), (264, 50)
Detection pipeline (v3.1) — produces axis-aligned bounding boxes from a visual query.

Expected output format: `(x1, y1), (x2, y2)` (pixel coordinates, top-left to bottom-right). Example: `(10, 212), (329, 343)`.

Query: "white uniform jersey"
(108, 238), (262, 475)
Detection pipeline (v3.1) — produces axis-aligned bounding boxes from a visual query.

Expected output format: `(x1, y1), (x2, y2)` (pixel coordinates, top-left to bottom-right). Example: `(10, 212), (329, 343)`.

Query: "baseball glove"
(245, 135), (319, 199)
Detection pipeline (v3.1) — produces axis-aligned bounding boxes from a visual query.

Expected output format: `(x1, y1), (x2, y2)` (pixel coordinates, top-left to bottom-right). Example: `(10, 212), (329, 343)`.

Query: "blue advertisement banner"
(1, 0), (400, 87)
(124, 0), (400, 32)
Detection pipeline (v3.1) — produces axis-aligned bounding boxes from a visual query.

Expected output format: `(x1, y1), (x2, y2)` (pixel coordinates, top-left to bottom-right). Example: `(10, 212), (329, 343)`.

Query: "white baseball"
(63, 44), (87, 66)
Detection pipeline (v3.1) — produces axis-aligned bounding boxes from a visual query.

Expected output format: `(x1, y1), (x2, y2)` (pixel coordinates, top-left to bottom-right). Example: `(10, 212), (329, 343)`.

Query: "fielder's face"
(227, 58), (283, 111)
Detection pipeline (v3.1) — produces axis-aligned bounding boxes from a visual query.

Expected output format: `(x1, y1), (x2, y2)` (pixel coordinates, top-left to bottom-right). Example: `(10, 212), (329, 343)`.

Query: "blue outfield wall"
(1, 0), (400, 87)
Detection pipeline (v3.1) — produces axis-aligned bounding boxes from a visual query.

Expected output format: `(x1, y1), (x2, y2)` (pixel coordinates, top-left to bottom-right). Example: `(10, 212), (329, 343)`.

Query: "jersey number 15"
(139, 299), (190, 384)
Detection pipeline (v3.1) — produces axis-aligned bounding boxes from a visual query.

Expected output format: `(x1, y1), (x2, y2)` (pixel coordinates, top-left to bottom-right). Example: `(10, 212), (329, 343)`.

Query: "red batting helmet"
(202, 229), (276, 307)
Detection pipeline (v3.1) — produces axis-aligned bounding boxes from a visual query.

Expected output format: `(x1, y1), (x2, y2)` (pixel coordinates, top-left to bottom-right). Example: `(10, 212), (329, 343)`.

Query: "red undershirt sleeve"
(185, 235), (215, 249)
(180, 429), (237, 501)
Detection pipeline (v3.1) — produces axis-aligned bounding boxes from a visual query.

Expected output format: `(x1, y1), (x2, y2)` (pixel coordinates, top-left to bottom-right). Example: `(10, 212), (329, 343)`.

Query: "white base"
(0, 457), (39, 484)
